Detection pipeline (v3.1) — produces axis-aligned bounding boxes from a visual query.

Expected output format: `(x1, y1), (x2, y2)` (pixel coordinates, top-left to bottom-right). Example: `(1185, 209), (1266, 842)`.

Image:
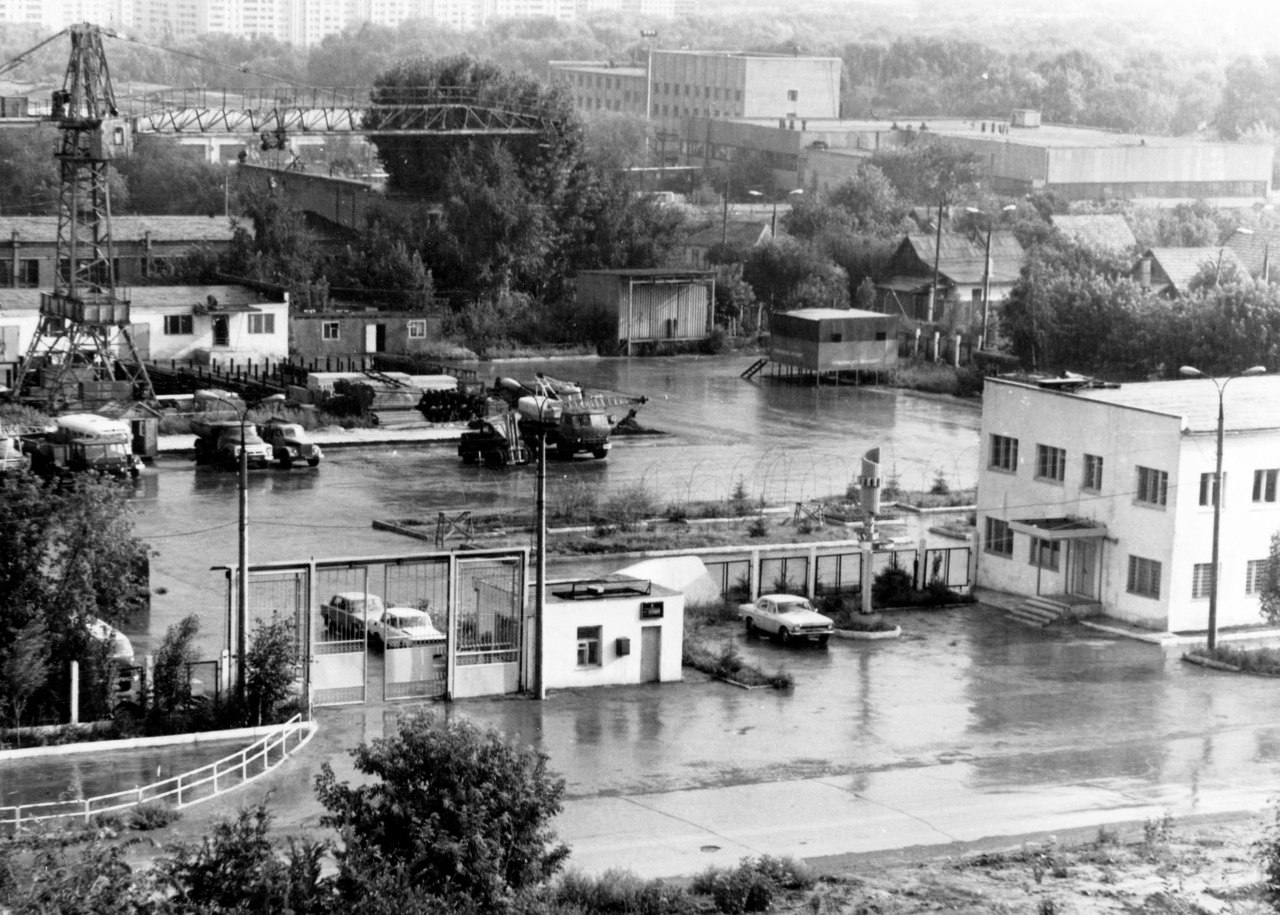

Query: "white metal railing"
(0, 715), (315, 832)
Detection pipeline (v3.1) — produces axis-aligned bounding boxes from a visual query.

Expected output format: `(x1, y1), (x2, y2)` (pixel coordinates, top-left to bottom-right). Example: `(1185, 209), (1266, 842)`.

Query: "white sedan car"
(738, 593), (834, 646)
(371, 607), (445, 649)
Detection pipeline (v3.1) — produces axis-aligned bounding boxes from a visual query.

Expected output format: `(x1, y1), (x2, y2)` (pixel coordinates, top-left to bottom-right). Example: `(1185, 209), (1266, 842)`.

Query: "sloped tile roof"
(685, 221), (771, 249)
(1225, 228), (1280, 277)
(1137, 246), (1248, 294)
(899, 231), (1025, 285)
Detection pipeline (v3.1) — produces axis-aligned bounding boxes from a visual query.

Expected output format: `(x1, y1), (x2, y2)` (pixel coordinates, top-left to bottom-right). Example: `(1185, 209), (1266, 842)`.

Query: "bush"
(872, 562), (915, 608)
(602, 483), (658, 531)
(747, 516), (768, 538)
(128, 801), (180, 831)
(691, 856), (811, 914)
(552, 869), (696, 915)
(551, 479), (597, 525)
(1193, 643), (1280, 675)
(316, 711), (569, 910)
(1256, 801), (1280, 908)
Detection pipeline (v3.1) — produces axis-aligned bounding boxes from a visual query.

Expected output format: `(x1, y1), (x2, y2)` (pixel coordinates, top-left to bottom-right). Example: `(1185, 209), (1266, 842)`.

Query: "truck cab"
(258, 419), (322, 468)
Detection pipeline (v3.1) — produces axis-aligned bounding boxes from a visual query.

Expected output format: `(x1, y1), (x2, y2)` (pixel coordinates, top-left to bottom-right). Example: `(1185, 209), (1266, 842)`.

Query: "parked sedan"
(372, 607), (445, 649)
(321, 592), (385, 640)
(738, 593), (834, 646)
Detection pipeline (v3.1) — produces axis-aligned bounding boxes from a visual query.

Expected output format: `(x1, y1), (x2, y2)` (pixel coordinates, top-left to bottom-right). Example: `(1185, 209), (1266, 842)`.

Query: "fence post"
(860, 543), (874, 615)
(69, 660), (79, 724)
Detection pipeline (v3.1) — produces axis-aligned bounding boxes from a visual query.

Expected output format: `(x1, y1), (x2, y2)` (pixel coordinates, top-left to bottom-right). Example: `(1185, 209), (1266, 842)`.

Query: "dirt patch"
(768, 814), (1271, 914)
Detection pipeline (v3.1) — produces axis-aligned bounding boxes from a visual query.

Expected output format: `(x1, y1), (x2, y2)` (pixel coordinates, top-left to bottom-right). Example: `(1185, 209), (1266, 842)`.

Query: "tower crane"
(4, 23), (154, 406)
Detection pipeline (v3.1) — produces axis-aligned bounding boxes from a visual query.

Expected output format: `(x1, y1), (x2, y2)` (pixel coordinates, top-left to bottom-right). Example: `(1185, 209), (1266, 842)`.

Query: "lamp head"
(1179, 366), (1204, 378)
(1242, 365), (1267, 376)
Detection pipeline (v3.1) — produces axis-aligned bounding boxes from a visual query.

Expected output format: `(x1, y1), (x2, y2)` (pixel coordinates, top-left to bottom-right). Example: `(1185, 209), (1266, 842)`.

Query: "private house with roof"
(1225, 227), (1280, 281)
(0, 216), (242, 289)
(1131, 247), (1248, 296)
(977, 374), (1280, 633)
(1050, 214), (1138, 254)
(874, 231), (1025, 325)
(682, 220), (772, 268)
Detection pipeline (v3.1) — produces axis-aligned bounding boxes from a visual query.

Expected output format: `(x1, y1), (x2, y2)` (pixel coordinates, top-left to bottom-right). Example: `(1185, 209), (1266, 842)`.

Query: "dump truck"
(258, 419), (323, 468)
(190, 389), (272, 468)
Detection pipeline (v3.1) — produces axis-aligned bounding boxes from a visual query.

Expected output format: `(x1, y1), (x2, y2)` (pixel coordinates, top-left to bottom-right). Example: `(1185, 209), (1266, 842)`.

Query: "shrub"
(930, 470), (950, 495)
(602, 483), (658, 531)
(553, 869), (696, 915)
(551, 480), (597, 525)
(129, 801), (181, 831)
(691, 857), (810, 914)
(1255, 800), (1280, 908)
(872, 561), (915, 608)
(664, 503), (689, 523)
(316, 711), (569, 910)
(1194, 643), (1280, 675)
(729, 479), (754, 517)
(747, 516), (768, 538)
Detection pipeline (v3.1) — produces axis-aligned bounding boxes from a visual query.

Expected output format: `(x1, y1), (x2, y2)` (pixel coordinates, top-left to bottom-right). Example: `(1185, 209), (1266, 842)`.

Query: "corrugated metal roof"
(1051, 214), (1138, 252)
(0, 215), (240, 243)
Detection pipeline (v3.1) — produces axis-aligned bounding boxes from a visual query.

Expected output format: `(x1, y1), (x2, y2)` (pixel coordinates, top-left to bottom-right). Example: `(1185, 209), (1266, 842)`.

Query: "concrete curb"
(0, 720), (315, 762)
(833, 626), (902, 640)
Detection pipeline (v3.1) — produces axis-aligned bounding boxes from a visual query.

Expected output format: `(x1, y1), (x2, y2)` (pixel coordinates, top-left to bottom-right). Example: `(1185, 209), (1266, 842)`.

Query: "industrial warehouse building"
(576, 268), (715, 354)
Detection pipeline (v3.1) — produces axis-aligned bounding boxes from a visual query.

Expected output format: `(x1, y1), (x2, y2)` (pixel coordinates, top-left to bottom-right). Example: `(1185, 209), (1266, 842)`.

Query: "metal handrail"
(0, 714), (315, 832)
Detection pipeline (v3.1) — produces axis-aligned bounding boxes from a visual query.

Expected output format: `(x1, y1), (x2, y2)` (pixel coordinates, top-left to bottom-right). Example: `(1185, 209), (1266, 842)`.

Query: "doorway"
(364, 323), (386, 353)
(640, 626), (661, 683)
(1071, 540), (1099, 599)
(213, 315), (230, 347)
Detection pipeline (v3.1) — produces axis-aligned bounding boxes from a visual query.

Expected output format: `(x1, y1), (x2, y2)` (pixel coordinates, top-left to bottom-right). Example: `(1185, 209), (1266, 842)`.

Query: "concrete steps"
(1008, 594), (1103, 627)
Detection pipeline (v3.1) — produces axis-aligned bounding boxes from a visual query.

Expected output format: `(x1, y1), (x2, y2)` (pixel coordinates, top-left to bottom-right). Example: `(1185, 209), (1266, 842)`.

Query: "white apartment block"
(649, 50), (840, 122)
(977, 375), (1280, 633)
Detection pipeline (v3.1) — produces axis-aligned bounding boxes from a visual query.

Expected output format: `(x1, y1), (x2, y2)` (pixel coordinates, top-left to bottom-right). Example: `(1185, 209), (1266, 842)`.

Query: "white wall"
(542, 590), (683, 689)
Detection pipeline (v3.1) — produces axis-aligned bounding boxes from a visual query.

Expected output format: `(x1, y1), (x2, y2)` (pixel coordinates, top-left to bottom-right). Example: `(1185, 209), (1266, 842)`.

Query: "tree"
(1260, 532), (1280, 627)
(150, 614), (200, 722)
(869, 140), (982, 210)
(0, 618), (49, 739)
(113, 136), (226, 215)
(364, 53), (581, 199)
(315, 710), (568, 910)
(0, 474), (150, 722)
(244, 613), (300, 726)
(743, 237), (849, 316)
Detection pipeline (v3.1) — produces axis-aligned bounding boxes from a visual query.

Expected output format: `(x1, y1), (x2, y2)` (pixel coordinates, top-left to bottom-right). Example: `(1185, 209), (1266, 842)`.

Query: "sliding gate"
(221, 548), (528, 708)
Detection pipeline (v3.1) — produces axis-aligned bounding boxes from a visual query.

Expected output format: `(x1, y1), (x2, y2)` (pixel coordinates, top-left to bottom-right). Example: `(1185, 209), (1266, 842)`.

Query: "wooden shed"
(576, 269), (716, 354)
(768, 308), (898, 375)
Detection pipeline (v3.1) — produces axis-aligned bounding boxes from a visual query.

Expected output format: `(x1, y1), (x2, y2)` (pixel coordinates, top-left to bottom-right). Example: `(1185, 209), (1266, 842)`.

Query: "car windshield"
(347, 596), (384, 614)
(778, 599), (814, 611)
(387, 611), (426, 628)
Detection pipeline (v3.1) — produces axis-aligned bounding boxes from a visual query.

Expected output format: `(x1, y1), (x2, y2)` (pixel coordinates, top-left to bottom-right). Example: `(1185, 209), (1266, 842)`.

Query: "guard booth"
(218, 547), (528, 707)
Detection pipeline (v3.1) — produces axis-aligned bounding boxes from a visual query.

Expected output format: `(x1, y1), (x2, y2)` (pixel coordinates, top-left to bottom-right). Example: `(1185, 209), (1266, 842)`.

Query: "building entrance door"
(640, 626), (661, 683)
(1071, 540), (1098, 599)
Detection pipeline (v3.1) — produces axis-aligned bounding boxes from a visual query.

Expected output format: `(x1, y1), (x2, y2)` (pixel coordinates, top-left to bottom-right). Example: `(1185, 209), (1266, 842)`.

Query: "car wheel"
(778, 627), (791, 645)
(817, 634), (830, 648)
(592, 448), (608, 459)
(745, 618), (758, 639)
(279, 453), (293, 470)
(307, 457), (320, 467)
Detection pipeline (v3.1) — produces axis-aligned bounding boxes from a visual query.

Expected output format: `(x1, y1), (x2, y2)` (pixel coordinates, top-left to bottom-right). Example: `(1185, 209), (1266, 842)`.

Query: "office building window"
(1136, 466), (1168, 506)
(1247, 559), (1270, 594)
(163, 314), (193, 335)
(408, 320), (426, 338)
(1127, 555), (1162, 598)
(1029, 537), (1061, 570)
(1199, 472), (1226, 507)
(787, 89), (798, 101)
(984, 517), (1013, 557)
(1192, 562), (1214, 599)
(1036, 444), (1066, 482)
(247, 313), (274, 334)
(576, 626), (602, 666)
(322, 322), (340, 340)
(989, 434), (1018, 472)
(1254, 469), (1279, 503)
(1083, 454), (1103, 491)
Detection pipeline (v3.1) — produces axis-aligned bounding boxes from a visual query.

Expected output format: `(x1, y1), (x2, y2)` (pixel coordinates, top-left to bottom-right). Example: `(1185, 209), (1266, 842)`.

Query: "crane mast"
(13, 23), (154, 407)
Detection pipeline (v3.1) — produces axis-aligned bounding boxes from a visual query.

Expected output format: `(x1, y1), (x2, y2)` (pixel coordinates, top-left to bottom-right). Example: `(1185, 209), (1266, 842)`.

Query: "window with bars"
(322, 322), (340, 340)
(1199, 472), (1225, 507)
(1029, 537), (1061, 570)
(1127, 555), (1162, 598)
(1083, 454), (1103, 491)
(1247, 559), (1270, 594)
(984, 517), (1013, 556)
(989, 434), (1018, 472)
(1254, 469), (1279, 503)
(247, 313), (274, 334)
(1192, 562), (1214, 599)
(408, 320), (426, 338)
(1135, 466), (1168, 507)
(1035, 444), (1066, 482)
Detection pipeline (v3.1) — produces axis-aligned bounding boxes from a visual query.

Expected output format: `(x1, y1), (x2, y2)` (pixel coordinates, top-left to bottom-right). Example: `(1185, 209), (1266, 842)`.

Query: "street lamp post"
(208, 392), (250, 705)
(1179, 364), (1266, 652)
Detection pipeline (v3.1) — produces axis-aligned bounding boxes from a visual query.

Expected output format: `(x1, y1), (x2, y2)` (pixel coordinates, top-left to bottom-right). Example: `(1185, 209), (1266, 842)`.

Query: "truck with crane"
(457, 375), (646, 467)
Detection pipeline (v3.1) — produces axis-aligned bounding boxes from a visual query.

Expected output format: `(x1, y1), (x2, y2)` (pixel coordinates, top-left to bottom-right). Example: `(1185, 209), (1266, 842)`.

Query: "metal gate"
(453, 556), (522, 696)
